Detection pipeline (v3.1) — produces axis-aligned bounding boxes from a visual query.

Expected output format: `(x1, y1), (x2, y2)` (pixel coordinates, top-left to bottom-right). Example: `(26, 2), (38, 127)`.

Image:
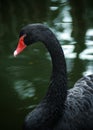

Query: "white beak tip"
(14, 50), (17, 57)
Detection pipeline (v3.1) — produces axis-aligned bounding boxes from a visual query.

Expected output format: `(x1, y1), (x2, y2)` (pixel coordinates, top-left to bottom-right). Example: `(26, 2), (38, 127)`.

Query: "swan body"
(55, 75), (93, 130)
(14, 24), (93, 130)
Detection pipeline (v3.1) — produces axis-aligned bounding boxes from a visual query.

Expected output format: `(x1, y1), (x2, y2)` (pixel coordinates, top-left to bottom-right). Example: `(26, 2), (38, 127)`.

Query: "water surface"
(0, 0), (93, 130)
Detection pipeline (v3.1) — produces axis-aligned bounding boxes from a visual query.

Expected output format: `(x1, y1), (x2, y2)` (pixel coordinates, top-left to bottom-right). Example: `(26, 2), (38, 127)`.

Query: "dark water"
(0, 0), (93, 130)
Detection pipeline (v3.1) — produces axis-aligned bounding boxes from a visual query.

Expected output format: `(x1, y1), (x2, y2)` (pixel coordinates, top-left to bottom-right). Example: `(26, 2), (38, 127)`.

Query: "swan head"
(14, 24), (49, 56)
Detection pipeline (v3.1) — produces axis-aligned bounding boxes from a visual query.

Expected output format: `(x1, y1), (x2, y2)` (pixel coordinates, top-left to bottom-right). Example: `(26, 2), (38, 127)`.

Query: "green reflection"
(0, 0), (93, 130)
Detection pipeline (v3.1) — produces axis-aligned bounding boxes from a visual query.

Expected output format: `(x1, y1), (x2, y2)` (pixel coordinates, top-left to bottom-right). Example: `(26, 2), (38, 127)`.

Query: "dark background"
(0, 0), (93, 129)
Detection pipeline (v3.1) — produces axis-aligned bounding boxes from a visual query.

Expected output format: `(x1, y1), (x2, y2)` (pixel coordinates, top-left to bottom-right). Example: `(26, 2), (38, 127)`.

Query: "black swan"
(14, 24), (93, 130)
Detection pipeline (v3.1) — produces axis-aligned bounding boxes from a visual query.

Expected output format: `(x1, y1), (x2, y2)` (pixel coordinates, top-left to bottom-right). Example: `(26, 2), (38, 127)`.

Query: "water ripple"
(14, 80), (35, 100)
(79, 47), (93, 60)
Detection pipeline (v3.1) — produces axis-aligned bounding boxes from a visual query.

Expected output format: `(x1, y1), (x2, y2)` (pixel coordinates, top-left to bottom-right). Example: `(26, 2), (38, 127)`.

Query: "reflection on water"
(80, 47), (93, 60)
(14, 80), (35, 99)
(0, 0), (93, 130)
(79, 29), (93, 60)
(62, 45), (76, 58)
(83, 61), (93, 75)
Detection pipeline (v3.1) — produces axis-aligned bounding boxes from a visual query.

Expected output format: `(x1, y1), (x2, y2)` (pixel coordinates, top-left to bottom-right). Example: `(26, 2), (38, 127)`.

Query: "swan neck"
(44, 36), (67, 106)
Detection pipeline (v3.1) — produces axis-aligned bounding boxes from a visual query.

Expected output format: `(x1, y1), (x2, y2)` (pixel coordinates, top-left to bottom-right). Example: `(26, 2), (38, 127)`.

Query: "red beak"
(14, 35), (27, 57)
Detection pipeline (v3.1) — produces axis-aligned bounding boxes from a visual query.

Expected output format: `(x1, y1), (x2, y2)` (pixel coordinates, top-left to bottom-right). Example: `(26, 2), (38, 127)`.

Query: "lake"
(0, 0), (93, 130)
